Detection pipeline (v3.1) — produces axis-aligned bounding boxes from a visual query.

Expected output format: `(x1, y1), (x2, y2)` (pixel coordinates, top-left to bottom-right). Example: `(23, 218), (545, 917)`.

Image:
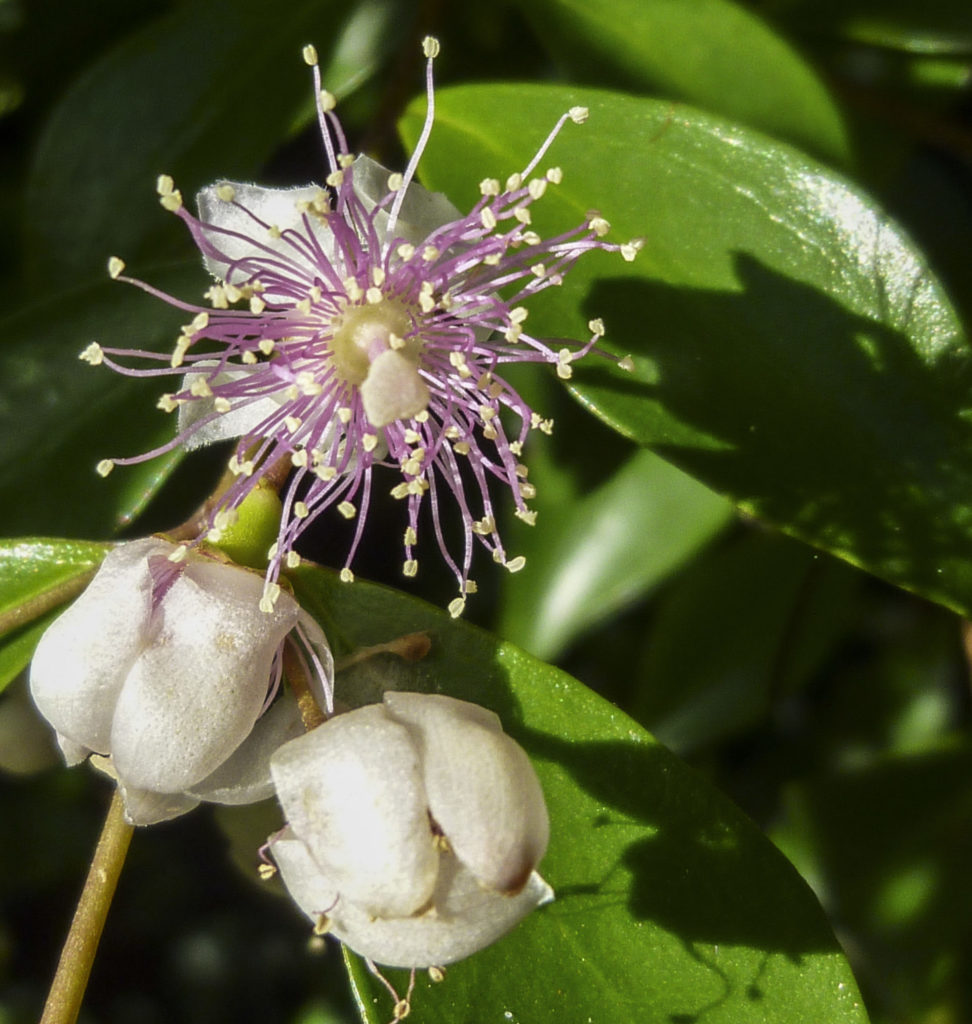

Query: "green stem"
(40, 789), (133, 1024)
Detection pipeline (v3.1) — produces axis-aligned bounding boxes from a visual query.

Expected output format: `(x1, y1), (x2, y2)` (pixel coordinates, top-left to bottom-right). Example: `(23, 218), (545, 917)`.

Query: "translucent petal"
(351, 154), (462, 245)
(111, 558), (298, 792)
(176, 365), (287, 450)
(28, 538), (164, 757)
(384, 692), (549, 893)
(196, 182), (336, 285)
(270, 704), (437, 918)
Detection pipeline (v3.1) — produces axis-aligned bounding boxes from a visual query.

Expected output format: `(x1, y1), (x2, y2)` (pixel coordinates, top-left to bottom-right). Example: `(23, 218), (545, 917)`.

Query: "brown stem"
(283, 640), (326, 731)
(40, 790), (133, 1024)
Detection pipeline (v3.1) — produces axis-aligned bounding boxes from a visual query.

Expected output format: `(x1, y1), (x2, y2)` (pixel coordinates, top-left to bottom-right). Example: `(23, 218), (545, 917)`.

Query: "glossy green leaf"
(0, 266), (202, 537)
(0, 537), (108, 694)
(24, 0), (354, 287)
(288, 566), (868, 1024)
(0, 537), (107, 629)
(402, 84), (972, 618)
(500, 447), (732, 660)
(515, 0), (851, 163)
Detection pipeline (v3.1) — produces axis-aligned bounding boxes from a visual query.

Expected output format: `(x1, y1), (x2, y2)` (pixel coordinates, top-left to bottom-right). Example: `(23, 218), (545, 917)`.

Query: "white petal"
(269, 828), (340, 917)
(295, 608), (334, 714)
(119, 780), (201, 826)
(177, 365), (287, 450)
(383, 692), (549, 894)
(270, 704), (438, 918)
(360, 349), (430, 428)
(187, 695), (303, 805)
(29, 538), (167, 758)
(111, 558), (298, 792)
(196, 182), (336, 285)
(333, 856), (552, 968)
(351, 155), (462, 245)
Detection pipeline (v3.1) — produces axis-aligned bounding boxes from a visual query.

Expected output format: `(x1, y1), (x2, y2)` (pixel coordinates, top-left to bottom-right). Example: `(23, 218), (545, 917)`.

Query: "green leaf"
(402, 84), (972, 619)
(0, 266), (201, 537)
(774, 0), (972, 56)
(772, 744), (972, 1021)
(515, 0), (851, 164)
(288, 566), (868, 1024)
(0, 537), (108, 694)
(0, 611), (58, 694)
(632, 530), (861, 753)
(24, 0), (355, 287)
(500, 447), (732, 660)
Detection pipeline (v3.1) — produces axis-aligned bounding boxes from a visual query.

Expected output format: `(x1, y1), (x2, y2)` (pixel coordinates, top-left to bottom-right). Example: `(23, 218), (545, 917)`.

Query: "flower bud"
(268, 692), (552, 968)
(29, 538), (331, 825)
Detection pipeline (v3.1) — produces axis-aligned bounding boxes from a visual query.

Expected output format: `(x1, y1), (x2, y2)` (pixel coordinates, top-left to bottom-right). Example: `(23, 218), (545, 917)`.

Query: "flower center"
(329, 297), (430, 427)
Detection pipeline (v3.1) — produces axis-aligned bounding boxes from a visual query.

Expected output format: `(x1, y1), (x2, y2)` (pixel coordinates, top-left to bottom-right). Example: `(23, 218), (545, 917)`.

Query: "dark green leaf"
(499, 447), (732, 660)
(24, 0), (355, 287)
(515, 0), (851, 163)
(402, 84), (972, 618)
(288, 566), (868, 1024)
(632, 530), (860, 753)
(773, 744), (972, 1021)
(0, 266), (203, 537)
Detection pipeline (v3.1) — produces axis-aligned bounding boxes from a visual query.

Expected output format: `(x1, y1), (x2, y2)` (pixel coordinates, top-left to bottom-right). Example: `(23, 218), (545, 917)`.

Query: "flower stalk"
(40, 790), (133, 1024)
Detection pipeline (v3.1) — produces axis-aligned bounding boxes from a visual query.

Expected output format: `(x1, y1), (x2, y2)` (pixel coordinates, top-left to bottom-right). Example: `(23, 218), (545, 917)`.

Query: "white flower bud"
(29, 538), (331, 825)
(269, 692), (552, 968)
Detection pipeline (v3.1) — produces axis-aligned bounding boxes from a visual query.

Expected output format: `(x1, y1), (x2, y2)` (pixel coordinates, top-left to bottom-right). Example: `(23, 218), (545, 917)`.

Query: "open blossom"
(29, 538), (333, 825)
(86, 38), (639, 614)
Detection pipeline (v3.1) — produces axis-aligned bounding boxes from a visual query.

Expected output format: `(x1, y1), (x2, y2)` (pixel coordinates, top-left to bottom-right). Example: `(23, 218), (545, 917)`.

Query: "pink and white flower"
(87, 39), (638, 614)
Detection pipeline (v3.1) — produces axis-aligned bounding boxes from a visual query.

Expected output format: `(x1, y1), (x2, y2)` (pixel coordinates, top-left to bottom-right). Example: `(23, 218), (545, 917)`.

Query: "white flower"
(29, 537), (332, 825)
(268, 692), (552, 968)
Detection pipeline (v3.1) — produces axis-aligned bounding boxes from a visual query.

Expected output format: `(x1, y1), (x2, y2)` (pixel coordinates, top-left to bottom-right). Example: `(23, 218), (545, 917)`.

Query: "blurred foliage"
(1, 0), (971, 1022)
